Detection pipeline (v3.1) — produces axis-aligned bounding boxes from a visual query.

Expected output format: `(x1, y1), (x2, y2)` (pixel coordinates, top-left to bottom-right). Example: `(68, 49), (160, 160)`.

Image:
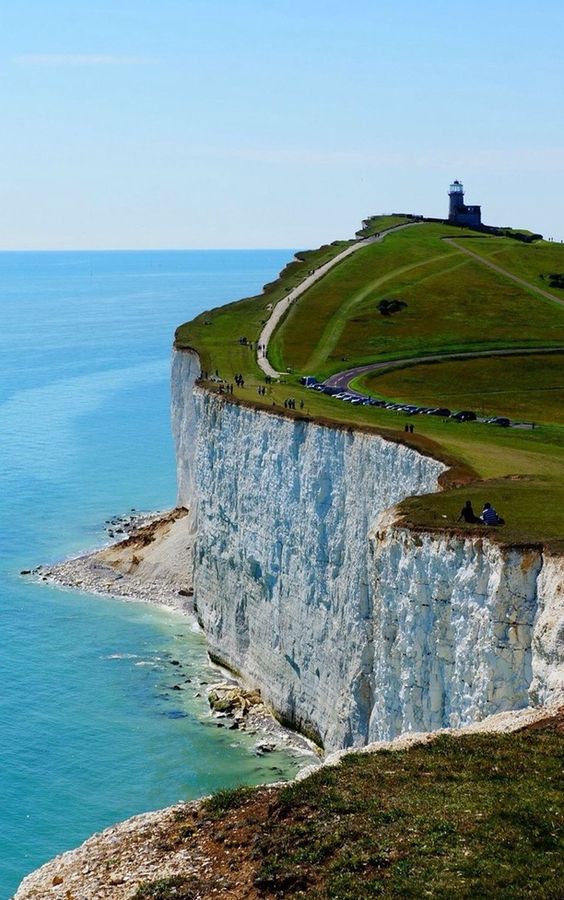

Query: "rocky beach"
(28, 509), (318, 757)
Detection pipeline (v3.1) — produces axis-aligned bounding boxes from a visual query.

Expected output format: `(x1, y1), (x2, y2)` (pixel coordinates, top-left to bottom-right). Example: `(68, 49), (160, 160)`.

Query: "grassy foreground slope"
(175, 218), (564, 548)
(135, 714), (563, 900)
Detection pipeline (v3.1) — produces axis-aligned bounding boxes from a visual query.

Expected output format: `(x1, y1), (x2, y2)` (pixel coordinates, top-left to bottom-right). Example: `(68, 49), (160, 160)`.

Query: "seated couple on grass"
(457, 500), (505, 526)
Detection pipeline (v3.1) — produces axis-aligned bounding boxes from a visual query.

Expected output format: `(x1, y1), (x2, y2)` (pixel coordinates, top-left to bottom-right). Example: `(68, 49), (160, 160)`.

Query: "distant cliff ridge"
(171, 349), (563, 750)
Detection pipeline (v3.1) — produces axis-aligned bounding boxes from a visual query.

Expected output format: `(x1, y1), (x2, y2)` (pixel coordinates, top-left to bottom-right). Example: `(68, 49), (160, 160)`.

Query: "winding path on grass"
(324, 347), (564, 397)
(257, 221), (420, 379)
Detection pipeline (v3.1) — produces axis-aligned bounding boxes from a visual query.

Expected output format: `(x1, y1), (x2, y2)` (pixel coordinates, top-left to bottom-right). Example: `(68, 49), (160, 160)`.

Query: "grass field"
(356, 213), (415, 236)
(270, 224), (564, 378)
(175, 237), (357, 378)
(175, 218), (564, 546)
(453, 234), (564, 296)
(357, 353), (564, 425)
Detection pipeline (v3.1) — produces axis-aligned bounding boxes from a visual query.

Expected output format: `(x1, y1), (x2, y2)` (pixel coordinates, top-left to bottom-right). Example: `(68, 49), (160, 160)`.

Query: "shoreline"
(31, 508), (194, 614)
(28, 508), (319, 759)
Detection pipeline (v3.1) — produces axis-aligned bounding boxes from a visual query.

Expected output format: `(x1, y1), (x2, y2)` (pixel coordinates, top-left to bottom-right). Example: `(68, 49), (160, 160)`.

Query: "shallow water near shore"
(0, 249), (299, 896)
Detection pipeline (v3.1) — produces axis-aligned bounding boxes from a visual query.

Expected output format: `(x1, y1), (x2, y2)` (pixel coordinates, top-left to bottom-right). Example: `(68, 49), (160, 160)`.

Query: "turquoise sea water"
(0, 250), (298, 897)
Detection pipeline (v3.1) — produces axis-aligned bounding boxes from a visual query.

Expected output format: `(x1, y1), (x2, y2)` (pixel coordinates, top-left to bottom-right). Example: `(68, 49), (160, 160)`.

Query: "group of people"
(458, 500), (505, 526)
(284, 397), (303, 410)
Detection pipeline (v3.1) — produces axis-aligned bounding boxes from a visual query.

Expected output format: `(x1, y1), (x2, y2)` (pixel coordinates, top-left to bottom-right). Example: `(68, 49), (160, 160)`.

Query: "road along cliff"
(171, 348), (564, 751)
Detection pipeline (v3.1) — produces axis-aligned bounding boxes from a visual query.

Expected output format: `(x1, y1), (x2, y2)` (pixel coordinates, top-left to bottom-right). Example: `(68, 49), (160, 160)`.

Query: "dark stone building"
(448, 180), (481, 227)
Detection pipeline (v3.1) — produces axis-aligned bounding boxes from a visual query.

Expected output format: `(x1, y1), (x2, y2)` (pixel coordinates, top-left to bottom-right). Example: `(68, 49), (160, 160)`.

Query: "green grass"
(132, 719), (564, 898)
(253, 725), (564, 898)
(356, 214), (415, 237)
(456, 234), (564, 295)
(174, 219), (564, 546)
(175, 236), (361, 377)
(398, 478), (564, 552)
(201, 785), (255, 819)
(357, 353), (564, 425)
(271, 224), (564, 378)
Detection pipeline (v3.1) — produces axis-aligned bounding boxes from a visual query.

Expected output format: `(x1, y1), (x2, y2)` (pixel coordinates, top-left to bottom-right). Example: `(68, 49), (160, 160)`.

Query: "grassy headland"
(175, 217), (564, 548)
(134, 713), (564, 899)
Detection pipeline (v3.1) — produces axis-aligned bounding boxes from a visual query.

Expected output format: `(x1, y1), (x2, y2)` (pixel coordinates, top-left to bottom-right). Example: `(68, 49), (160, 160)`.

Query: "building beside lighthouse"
(448, 180), (481, 227)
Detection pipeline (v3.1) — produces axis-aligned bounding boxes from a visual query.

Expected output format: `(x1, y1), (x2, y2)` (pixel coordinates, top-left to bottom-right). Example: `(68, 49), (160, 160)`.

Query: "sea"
(0, 249), (300, 897)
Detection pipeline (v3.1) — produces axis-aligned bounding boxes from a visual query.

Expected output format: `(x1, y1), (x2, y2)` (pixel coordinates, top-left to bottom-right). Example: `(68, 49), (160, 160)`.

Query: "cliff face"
(370, 520), (543, 740)
(171, 349), (563, 751)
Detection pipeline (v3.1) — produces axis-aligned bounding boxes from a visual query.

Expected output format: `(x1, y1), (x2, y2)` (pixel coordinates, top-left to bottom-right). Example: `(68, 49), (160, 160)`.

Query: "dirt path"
(444, 238), (564, 309)
(257, 221), (419, 379)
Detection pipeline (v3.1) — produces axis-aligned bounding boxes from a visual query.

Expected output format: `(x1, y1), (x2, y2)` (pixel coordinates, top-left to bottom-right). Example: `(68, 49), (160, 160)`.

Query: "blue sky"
(1, 0), (563, 248)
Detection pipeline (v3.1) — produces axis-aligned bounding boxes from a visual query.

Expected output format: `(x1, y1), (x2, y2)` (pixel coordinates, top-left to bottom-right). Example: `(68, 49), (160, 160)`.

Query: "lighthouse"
(448, 180), (481, 227)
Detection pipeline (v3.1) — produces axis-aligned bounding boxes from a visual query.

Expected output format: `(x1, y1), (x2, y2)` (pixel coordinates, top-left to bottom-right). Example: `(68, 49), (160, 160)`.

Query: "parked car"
(451, 410), (477, 422)
(300, 376), (318, 387)
(426, 407), (451, 417)
(486, 416), (510, 427)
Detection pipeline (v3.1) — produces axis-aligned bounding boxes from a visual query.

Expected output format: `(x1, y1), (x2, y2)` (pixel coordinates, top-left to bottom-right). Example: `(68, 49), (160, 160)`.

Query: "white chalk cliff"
(171, 348), (564, 751)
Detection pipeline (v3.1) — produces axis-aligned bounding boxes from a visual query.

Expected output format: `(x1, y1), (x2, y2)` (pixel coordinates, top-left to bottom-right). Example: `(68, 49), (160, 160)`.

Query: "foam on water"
(0, 249), (297, 896)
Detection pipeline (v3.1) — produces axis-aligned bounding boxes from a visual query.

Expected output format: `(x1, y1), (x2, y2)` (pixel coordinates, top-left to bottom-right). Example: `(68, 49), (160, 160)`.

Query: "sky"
(1, 0), (563, 249)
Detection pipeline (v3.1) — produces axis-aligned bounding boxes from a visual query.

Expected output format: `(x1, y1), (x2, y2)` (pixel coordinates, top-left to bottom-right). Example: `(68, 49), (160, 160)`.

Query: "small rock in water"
(20, 569), (31, 575)
(171, 684), (183, 691)
(255, 741), (277, 754)
(170, 660), (181, 666)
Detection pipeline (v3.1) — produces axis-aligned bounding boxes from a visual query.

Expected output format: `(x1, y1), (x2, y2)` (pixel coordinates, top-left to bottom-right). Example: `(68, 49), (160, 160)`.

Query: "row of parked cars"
(300, 378), (511, 426)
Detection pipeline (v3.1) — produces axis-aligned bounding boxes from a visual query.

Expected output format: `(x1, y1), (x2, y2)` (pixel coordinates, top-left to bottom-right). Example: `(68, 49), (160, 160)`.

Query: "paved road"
(444, 238), (564, 309)
(257, 221), (419, 379)
(325, 346), (564, 397)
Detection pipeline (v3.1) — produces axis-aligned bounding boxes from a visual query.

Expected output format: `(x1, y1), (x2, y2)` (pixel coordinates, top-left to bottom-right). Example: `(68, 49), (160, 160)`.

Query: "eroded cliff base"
(34, 508), (194, 612)
(15, 705), (563, 900)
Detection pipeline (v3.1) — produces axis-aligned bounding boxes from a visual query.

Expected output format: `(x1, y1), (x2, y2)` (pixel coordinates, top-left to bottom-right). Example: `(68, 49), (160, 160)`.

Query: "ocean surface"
(0, 249), (299, 897)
